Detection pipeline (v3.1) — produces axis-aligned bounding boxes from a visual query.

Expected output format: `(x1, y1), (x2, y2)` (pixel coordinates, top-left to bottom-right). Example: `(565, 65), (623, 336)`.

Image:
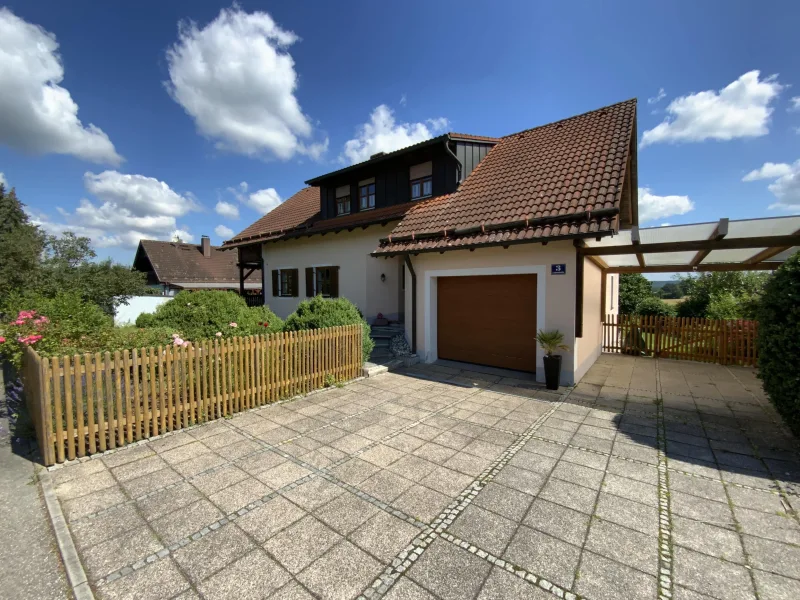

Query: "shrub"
(283, 296), (374, 363)
(757, 252), (800, 436)
(635, 296), (676, 317)
(135, 291), (283, 342)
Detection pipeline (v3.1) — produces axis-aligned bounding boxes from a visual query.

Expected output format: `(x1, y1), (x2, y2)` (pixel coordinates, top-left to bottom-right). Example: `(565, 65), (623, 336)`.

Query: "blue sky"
(1, 0), (798, 267)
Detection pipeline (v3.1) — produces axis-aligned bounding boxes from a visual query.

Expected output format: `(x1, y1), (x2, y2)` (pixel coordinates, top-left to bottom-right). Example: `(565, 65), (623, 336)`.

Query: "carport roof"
(581, 215), (800, 272)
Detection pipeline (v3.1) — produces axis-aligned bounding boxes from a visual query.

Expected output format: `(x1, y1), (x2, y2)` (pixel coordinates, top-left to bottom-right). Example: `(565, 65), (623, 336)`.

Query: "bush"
(283, 296), (374, 363)
(757, 252), (800, 436)
(635, 296), (676, 317)
(135, 291), (283, 341)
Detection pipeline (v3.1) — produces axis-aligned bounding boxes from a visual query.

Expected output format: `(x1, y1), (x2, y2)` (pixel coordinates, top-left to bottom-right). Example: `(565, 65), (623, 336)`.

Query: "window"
(410, 161), (433, 200)
(271, 269), (298, 297)
(336, 195), (351, 216)
(410, 176), (432, 200)
(335, 184), (350, 216)
(306, 266), (339, 298)
(359, 183), (375, 210)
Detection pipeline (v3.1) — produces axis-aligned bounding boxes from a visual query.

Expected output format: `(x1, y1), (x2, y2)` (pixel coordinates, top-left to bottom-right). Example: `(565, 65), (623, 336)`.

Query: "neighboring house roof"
(134, 239), (260, 285)
(374, 99), (637, 255)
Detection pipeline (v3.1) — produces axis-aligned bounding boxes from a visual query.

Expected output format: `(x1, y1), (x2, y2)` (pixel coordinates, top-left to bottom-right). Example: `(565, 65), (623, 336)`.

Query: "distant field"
(662, 298), (685, 306)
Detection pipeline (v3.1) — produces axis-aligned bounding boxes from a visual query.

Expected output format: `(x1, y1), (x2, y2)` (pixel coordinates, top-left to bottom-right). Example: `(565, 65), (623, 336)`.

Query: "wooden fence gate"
(22, 325), (363, 466)
(602, 314), (758, 367)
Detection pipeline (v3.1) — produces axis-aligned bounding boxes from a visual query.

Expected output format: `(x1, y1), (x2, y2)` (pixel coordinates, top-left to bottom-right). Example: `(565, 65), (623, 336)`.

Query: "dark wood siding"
(455, 141), (493, 180)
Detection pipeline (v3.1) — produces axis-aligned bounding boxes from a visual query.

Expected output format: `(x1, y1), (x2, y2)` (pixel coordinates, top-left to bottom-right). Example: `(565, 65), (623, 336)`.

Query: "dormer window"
(410, 161), (433, 200)
(359, 178), (376, 210)
(335, 185), (350, 216)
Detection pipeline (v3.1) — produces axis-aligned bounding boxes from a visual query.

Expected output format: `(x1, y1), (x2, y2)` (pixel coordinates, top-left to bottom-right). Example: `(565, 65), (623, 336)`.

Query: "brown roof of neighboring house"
(449, 132), (502, 143)
(134, 239), (259, 284)
(374, 99), (637, 255)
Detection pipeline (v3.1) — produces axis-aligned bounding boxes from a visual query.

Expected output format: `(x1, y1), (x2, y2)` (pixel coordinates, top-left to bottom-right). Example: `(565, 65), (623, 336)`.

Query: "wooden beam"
(605, 262), (781, 274)
(690, 218), (728, 267)
(587, 255), (609, 270)
(744, 227), (800, 264)
(631, 226), (645, 268)
(583, 233), (800, 256)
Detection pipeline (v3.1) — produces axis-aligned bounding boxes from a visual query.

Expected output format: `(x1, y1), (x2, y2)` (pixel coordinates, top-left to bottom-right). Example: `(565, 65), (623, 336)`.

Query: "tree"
(619, 273), (655, 315)
(0, 184), (46, 301)
(636, 296), (677, 317)
(658, 281), (685, 299)
(757, 251), (800, 436)
(36, 232), (149, 314)
(676, 272), (769, 319)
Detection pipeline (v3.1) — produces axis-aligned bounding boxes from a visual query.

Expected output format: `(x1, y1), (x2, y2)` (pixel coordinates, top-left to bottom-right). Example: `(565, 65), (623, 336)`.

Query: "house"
(224, 100), (637, 384)
(133, 236), (262, 299)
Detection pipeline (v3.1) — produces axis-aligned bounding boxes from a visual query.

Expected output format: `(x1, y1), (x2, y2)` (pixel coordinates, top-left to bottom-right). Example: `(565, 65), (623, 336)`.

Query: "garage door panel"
(437, 274), (537, 373)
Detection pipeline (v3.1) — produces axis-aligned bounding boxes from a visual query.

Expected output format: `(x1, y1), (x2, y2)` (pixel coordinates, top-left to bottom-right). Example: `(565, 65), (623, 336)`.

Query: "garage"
(436, 274), (538, 373)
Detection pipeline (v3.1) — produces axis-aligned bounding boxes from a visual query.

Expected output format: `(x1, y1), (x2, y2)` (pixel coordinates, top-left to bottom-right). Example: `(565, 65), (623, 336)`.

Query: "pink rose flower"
(173, 337), (184, 346)
(0, 336), (5, 343)
(229, 322), (238, 328)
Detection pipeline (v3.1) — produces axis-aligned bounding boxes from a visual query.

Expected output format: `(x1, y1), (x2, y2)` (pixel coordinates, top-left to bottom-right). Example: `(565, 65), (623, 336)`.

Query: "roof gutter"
(443, 135), (463, 184)
(378, 206), (620, 244)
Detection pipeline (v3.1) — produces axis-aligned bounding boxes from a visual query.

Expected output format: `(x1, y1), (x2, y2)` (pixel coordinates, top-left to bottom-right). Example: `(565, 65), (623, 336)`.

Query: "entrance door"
(437, 274), (537, 372)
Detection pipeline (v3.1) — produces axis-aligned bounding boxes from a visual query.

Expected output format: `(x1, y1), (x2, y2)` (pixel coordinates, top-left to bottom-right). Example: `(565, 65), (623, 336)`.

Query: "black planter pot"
(542, 354), (562, 390)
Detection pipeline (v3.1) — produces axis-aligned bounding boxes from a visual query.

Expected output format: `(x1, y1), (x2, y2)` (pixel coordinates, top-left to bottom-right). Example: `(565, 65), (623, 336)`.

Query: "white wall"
(404, 241), (579, 385)
(261, 225), (403, 322)
(114, 296), (171, 326)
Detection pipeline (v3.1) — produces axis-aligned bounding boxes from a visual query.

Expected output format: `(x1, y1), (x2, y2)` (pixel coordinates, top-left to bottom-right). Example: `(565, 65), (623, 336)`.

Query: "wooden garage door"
(437, 274), (537, 373)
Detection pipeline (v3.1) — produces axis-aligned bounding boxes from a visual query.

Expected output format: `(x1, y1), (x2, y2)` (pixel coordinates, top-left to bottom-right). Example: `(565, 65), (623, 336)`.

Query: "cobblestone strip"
(94, 471), (320, 587)
(655, 396), (674, 600)
(357, 397), (567, 600)
(70, 392), (402, 523)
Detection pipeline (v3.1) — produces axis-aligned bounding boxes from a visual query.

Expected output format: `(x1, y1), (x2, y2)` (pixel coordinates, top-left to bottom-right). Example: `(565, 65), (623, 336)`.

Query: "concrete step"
(372, 338), (390, 348)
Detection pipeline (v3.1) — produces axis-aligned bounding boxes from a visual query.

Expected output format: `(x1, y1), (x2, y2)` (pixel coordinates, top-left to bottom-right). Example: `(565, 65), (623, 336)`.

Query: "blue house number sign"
(551, 264), (566, 275)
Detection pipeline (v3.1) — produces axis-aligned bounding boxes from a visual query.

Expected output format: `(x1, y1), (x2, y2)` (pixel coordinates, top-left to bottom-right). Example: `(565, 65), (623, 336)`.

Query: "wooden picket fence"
(22, 325), (362, 466)
(602, 314), (758, 367)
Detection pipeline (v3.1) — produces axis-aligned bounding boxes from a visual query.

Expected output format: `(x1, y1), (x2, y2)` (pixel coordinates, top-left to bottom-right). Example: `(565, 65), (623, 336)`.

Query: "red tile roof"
(375, 99), (636, 254)
(135, 240), (259, 284)
(228, 186), (320, 244)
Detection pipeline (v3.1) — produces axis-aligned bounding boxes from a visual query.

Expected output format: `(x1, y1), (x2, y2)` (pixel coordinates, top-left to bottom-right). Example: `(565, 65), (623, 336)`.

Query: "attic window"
(335, 185), (350, 216)
(410, 161), (432, 200)
(359, 178), (375, 210)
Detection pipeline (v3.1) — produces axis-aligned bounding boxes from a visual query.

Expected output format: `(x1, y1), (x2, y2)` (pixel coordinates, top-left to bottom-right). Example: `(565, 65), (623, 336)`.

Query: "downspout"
(444, 136), (463, 185)
(404, 255), (417, 354)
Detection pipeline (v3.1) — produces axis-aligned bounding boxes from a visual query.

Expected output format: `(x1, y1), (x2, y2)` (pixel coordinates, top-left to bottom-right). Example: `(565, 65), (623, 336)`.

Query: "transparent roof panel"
(638, 223), (717, 244)
(603, 254), (640, 267)
(644, 251), (699, 266)
(726, 216), (800, 239)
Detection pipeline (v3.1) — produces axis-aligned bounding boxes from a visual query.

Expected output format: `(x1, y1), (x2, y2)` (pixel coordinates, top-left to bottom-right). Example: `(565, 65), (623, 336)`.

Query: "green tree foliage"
(676, 272), (769, 319)
(635, 296), (677, 317)
(37, 232), (149, 315)
(283, 296), (374, 363)
(657, 281), (686, 299)
(0, 184), (46, 299)
(619, 273), (655, 315)
(137, 290), (283, 341)
(757, 252), (800, 436)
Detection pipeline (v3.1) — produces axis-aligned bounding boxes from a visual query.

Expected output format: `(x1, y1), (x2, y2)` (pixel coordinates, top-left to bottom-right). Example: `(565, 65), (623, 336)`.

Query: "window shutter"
(271, 270), (279, 296)
(330, 266), (340, 298)
(306, 267), (314, 297)
(291, 269), (299, 297)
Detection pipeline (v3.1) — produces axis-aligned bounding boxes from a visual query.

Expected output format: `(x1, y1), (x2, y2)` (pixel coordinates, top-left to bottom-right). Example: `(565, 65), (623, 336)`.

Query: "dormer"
(306, 133), (498, 220)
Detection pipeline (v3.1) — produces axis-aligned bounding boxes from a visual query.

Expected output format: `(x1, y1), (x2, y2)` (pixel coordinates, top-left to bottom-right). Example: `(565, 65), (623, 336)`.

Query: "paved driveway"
(49, 356), (800, 600)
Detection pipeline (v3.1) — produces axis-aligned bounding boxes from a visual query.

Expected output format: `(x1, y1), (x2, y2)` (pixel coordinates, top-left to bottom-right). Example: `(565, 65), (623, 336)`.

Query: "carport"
(574, 215), (800, 334)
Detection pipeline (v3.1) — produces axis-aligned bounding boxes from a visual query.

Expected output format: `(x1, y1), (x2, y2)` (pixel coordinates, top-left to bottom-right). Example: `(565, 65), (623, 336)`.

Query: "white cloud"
(171, 229), (195, 243)
(743, 160), (800, 211)
(342, 105), (450, 164)
(789, 97), (800, 112)
(29, 170), (199, 248)
(228, 183), (283, 215)
(742, 162), (793, 181)
(399, 94), (407, 107)
(0, 8), (122, 165)
(641, 71), (783, 147)
(214, 224), (234, 238)
(647, 88), (666, 104)
(215, 200), (240, 219)
(638, 187), (695, 222)
(0, 172), (5, 187)
(165, 6), (325, 160)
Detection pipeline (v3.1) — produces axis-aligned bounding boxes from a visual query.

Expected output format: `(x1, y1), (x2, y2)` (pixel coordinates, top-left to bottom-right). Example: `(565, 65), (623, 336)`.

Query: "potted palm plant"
(536, 329), (569, 390)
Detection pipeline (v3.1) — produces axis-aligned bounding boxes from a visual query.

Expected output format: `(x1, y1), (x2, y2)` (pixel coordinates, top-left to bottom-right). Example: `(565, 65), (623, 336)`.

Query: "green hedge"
(757, 252), (800, 436)
(283, 296), (374, 363)
(635, 296), (676, 317)
(136, 290), (283, 341)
